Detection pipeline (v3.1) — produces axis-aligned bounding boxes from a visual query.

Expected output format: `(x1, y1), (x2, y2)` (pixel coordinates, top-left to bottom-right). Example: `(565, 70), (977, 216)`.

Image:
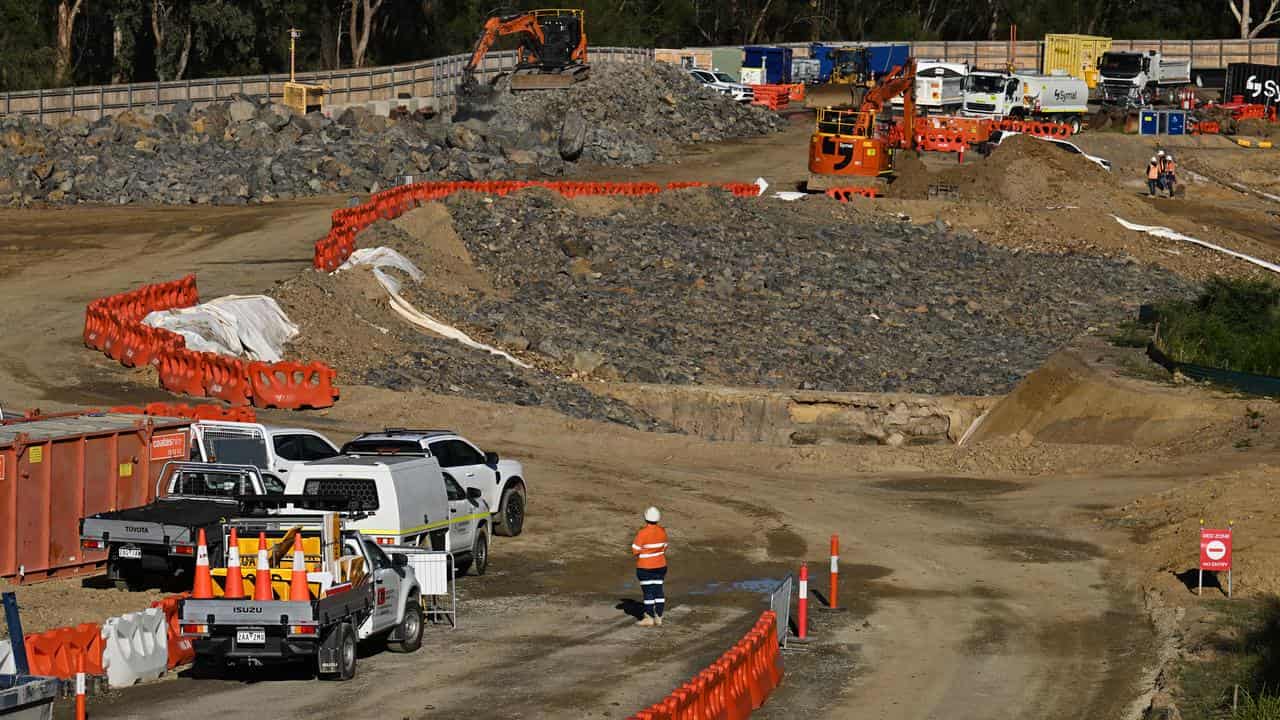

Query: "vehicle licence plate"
(117, 545), (142, 560)
(236, 628), (266, 645)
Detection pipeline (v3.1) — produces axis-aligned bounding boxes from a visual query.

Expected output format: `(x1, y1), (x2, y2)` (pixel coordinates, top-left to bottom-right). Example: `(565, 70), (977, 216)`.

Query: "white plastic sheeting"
(101, 608), (168, 688)
(338, 248), (531, 369)
(143, 296), (299, 362)
(0, 641), (15, 674)
(1113, 216), (1280, 275)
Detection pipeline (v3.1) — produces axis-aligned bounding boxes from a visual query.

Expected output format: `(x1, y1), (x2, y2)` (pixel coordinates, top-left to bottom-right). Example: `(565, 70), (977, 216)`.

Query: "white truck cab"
(191, 421), (341, 487)
(963, 71), (1089, 131)
(342, 429), (527, 538)
(285, 454), (492, 575)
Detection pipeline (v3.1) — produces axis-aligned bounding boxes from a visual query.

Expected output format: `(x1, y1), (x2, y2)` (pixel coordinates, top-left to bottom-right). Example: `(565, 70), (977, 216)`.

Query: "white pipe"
(1112, 216), (1280, 275)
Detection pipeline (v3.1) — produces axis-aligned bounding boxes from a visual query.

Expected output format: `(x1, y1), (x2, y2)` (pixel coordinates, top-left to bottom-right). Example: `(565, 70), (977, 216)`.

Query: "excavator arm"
(852, 59), (916, 147)
(465, 13), (546, 74)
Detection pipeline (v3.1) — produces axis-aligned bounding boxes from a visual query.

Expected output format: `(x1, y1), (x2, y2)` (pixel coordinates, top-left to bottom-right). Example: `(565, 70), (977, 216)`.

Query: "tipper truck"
(1098, 50), (1191, 106)
(181, 512), (424, 680)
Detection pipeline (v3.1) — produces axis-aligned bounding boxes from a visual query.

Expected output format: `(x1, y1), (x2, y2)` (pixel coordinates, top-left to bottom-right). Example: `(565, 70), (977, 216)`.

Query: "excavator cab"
(807, 59), (917, 192)
(464, 9), (589, 93)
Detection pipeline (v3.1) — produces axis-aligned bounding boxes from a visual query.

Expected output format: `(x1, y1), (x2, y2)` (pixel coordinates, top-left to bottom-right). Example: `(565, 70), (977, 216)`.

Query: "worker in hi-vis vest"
(631, 507), (668, 627)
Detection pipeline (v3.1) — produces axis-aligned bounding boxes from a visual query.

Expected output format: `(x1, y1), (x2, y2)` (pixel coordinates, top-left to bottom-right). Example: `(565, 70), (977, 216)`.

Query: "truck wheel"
(388, 599), (423, 653)
(494, 483), (526, 537)
(1067, 116), (1082, 134)
(319, 623), (357, 681)
(470, 531), (489, 576)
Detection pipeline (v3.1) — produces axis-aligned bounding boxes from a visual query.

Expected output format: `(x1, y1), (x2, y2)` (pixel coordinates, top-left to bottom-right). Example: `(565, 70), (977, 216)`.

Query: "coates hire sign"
(1226, 62), (1280, 103)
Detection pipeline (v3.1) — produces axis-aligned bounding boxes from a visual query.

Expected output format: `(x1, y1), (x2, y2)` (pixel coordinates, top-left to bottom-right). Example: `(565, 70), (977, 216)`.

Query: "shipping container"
(743, 46), (793, 85)
(0, 412), (192, 583)
(655, 48), (713, 70)
(1225, 62), (1280, 105)
(1043, 34), (1112, 88)
(711, 48), (743, 79)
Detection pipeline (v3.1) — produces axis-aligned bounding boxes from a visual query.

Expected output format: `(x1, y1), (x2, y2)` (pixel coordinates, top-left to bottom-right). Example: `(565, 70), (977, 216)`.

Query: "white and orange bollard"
(830, 534), (839, 610)
(798, 562), (809, 640)
(75, 654), (87, 720)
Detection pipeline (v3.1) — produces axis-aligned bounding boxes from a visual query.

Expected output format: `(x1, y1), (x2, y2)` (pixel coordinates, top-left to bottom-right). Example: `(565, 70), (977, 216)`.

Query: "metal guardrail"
(768, 574), (792, 648)
(0, 47), (653, 123)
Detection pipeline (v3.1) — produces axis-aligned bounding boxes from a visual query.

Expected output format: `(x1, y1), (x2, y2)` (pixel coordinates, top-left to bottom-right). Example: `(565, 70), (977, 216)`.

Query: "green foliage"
(1234, 688), (1280, 720)
(1177, 598), (1280, 719)
(0, 0), (1268, 90)
(1156, 277), (1280, 376)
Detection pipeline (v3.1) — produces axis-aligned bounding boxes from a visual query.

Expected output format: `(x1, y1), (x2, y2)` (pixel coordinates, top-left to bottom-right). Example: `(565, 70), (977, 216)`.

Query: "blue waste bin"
(1139, 110), (1159, 135)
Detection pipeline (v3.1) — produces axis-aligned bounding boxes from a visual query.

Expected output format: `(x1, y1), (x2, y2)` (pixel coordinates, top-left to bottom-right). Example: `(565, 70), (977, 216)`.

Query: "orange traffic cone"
(253, 532), (273, 601)
(224, 528), (245, 599)
(192, 528), (213, 599)
(289, 544), (310, 601)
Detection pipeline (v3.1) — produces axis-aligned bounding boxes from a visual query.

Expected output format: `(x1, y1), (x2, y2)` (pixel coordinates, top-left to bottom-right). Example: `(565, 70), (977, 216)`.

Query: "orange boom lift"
(808, 59), (918, 191)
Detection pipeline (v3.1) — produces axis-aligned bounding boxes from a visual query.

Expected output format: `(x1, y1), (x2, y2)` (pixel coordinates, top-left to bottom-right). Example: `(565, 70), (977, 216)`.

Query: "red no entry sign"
(1200, 528), (1233, 572)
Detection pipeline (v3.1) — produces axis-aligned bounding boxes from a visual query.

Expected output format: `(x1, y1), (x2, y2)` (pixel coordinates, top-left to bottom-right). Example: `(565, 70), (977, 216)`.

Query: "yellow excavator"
(464, 9), (589, 91)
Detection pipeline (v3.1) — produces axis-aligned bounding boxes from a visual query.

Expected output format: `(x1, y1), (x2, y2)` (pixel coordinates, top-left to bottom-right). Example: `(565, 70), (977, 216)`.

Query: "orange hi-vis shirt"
(632, 524), (669, 569)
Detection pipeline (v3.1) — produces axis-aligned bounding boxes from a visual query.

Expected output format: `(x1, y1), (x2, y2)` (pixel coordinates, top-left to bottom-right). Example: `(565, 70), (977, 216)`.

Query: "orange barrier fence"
(24, 623), (105, 679)
(313, 180), (765, 272)
(1192, 120), (1221, 135)
(106, 402), (257, 423)
(786, 83), (806, 102)
(628, 610), (783, 719)
(150, 594), (195, 669)
(749, 85), (791, 110)
(826, 186), (883, 201)
(84, 276), (339, 410)
(994, 118), (1074, 138)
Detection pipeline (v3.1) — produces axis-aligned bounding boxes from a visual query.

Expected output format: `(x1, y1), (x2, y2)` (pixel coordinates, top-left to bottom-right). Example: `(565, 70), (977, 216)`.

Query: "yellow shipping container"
(1043, 34), (1112, 88)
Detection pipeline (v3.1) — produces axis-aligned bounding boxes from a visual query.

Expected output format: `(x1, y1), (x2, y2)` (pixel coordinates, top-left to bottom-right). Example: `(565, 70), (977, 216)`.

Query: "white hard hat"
(1166, 154), (1173, 160)
(1150, 157), (1157, 163)
(1157, 149), (1165, 156)
(644, 506), (661, 523)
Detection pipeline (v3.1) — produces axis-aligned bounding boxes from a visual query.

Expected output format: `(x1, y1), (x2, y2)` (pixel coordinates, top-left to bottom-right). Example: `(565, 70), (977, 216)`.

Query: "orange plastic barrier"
(105, 403), (255, 422)
(787, 83), (806, 102)
(628, 611), (783, 719)
(24, 623), (105, 679)
(826, 186), (883, 201)
(313, 180), (768, 271)
(150, 594), (195, 669)
(248, 361), (340, 410)
(750, 84), (791, 110)
(203, 353), (253, 407)
(995, 118), (1074, 138)
(157, 349), (207, 398)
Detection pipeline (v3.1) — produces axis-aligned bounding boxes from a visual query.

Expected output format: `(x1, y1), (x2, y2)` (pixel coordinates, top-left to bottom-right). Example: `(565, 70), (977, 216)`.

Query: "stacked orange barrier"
(628, 611), (783, 719)
(84, 275), (340, 410)
(917, 132), (969, 152)
(995, 118), (1074, 138)
(1192, 120), (1221, 135)
(107, 402), (257, 422)
(750, 85), (791, 110)
(826, 186), (883, 201)
(786, 83), (806, 102)
(23, 623), (105, 679)
(313, 180), (767, 271)
(150, 594), (195, 669)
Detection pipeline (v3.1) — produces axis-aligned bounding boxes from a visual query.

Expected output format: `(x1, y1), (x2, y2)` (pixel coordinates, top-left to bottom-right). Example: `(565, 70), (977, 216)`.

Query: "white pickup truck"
(341, 429), (527, 538)
(181, 514), (424, 680)
(191, 421), (341, 485)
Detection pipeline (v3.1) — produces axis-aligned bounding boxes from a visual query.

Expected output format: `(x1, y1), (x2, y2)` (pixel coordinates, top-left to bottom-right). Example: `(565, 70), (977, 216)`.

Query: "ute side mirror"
(484, 451), (499, 466)
(392, 553), (409, 568)
(467, 487), (484, 502)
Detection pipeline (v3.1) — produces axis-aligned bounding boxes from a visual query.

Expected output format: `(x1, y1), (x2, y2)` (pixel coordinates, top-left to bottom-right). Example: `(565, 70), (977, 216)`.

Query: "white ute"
(191, 420), (341, 484)
(342, 429), (527, 537)
(687, 68), (754, 103)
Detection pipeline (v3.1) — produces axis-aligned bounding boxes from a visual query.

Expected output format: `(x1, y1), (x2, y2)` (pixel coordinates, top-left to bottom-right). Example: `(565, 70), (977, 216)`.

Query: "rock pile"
(377, 189), (1191, 397)
(458, 62), (783, 166)
(0, 62), (781, 206)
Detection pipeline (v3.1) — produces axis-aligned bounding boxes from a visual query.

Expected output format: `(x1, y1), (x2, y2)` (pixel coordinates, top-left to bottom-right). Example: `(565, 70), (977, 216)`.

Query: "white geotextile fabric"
(336, 246), (530, 369)
(1113, 216), (1280, 275)
(143, 295), (299, 362)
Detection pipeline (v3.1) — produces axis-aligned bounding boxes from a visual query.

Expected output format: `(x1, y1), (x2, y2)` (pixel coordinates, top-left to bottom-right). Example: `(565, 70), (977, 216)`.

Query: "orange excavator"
(464, 9), (589, 91)
(807, 59), (918, 191)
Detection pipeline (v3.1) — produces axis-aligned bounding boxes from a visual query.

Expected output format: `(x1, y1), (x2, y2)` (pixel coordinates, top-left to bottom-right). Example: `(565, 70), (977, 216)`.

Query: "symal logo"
(1245, 75), (1279, 100)
(1053, 88), (1080, 101)
(232, 606), (264, 614)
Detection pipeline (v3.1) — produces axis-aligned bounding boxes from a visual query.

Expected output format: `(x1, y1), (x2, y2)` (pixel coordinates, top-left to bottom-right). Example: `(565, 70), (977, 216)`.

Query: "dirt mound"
(966, 339), (1240, 446)
(890, 134), (1119, 209)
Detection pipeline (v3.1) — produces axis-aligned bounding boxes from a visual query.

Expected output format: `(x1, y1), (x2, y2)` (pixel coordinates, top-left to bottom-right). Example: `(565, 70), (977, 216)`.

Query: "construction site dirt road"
(5, 118), (1280, 720)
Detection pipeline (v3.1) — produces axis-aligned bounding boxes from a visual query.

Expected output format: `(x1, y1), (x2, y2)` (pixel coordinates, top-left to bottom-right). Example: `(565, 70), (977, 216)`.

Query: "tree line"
(1, 0), (1274, 92)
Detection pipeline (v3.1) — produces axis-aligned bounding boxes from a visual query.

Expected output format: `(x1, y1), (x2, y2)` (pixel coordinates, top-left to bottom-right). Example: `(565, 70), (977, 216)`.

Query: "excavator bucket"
(805, 83), (857, 109)
(510, 65), (590, 91)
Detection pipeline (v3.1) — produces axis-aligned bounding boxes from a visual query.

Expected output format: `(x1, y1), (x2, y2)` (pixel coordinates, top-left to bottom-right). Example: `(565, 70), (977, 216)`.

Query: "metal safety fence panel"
(769, 574), (792, 648)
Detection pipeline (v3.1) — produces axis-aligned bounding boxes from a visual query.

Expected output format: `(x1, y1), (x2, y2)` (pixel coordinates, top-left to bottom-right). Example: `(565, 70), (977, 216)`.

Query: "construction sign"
(1200, 528), (1233, 571)
(150, 432), (188, 462)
